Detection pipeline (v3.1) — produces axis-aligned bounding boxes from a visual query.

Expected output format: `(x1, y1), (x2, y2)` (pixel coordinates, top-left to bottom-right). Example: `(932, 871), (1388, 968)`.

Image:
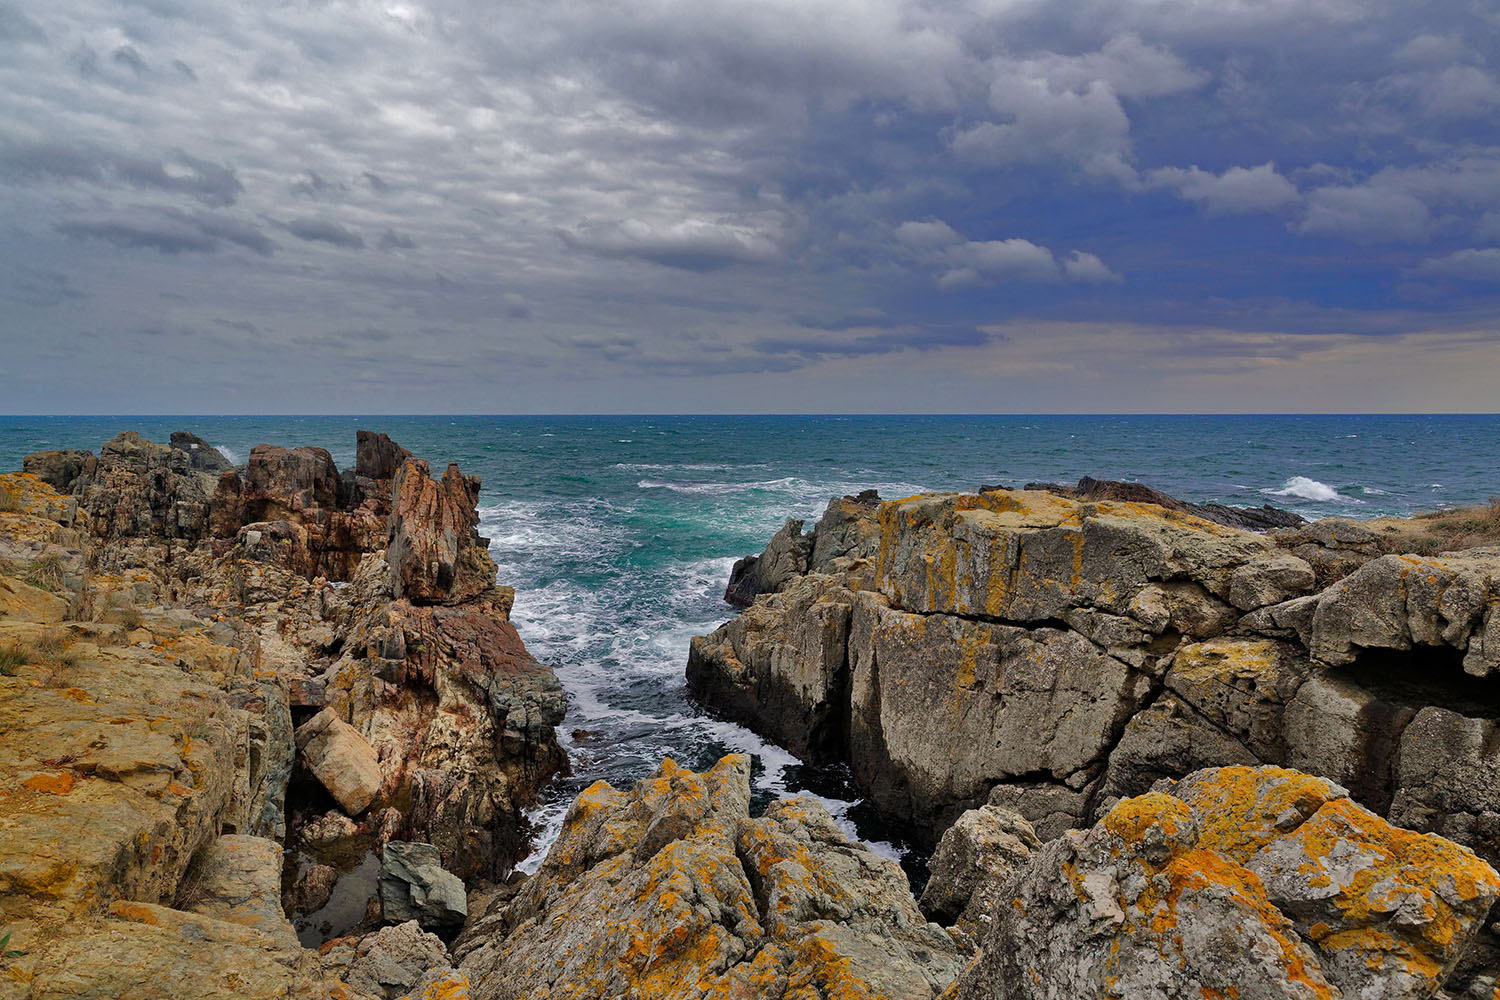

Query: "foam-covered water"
(3, 413), (1497, 871)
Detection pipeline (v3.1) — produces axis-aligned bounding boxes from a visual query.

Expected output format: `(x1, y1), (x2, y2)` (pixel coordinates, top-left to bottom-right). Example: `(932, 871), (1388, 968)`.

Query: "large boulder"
(953, 766), (1500, 1000)
(378, 842), (468, 932)
(455, 755), (970, 999)
(21, 448), (94, 491)
(295, 708), (383, 816)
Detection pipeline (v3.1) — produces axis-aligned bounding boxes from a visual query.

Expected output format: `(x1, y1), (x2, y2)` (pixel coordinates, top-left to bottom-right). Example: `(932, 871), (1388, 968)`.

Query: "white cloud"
(895, 219), (961, 247)
(560, 218), (782, 270)
(1299, 185), (1432, 243)
(1062, 251), (1122, 283)
(1148, 162), (1300, 215)
(1413, 248), (1500, 281)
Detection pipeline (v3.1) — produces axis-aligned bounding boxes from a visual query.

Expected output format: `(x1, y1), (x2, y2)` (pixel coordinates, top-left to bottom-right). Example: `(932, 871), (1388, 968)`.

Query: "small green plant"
(0, 644), (31, 676)
(25, 552), (68, 593)
(0, 931), (24, 957)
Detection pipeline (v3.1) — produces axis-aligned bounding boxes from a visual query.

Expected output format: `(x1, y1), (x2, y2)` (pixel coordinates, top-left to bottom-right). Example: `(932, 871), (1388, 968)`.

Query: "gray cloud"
(0, 0), (1496, 413)
(55, 206), (273, 255)
(282, 217), (364, 249)
(0, 140), (242, 205)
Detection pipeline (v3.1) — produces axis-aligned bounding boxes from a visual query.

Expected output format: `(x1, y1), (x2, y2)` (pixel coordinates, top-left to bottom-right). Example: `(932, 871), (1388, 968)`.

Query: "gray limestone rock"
(343, 920), (455, 999)
(295, 707), (383, 816)
(378, 842), (468, 932)
(918, 805), (1040, 940)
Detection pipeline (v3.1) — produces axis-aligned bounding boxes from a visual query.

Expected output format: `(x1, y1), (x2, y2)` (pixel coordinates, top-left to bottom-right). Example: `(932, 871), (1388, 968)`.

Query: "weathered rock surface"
(1024, 475), (1306, 531)
(340, 920), (455, 999)
(379, 842), (468, 932)
(953, 766), (1500, 1000)
(1, 428), (566, 995)
(297, 707), (385, 816)
(917, 805), (1039, 941)
(455, 754), (971, 999)
(387, 459), (496, 606)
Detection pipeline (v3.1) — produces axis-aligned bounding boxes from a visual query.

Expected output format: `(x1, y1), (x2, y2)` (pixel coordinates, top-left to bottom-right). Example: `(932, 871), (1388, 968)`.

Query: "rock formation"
(452, 754), (971, 999)
(690, 485), (1500, 993)
(1, 429), (567, 997)
(950, 766), (1500, 1000)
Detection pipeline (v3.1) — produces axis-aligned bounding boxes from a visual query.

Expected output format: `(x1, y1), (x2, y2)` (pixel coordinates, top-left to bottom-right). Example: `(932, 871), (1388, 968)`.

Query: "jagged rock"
(21, 448), (94, 491)
(387, 460), (496, 605)
(170, 431), (233, 473)
(918, 805), (1039, 940)
(379, 842), (468, 932)
(955, 766), (1500, 1000)
(357, 430), (414, 482)
(688, 572), (857, 760)
(296, 707), (383, 816)
(723, 516), (814, 606)
(1273, 516), (1389, 585)
(456, 755), (970, 999)
(343, 920), (455, 999)
(1390, 707), (1500, 866)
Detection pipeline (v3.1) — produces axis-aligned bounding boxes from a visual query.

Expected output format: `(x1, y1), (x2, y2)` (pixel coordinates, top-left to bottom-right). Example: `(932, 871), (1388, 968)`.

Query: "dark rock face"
(356, 429), (413, 482)
(169, 431), (233, 473)
(21, 447), (94, 490)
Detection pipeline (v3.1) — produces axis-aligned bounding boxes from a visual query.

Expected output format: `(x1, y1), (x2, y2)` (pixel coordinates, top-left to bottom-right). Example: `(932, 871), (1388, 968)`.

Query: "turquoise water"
(4, 414), (1497, 862)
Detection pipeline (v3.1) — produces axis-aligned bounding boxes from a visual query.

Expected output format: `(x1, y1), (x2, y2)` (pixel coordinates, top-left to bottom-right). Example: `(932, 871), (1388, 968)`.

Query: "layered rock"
(689, 488), (1500, 865)
(454, 754), (971, 999)
(3, 429), (567, 995)
(951, 766), (1500, 1000)
(692, 484), (1500, 993)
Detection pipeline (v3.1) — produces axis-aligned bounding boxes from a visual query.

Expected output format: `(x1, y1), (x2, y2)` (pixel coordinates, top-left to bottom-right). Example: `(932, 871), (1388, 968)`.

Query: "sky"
(0, 0), (1497, 413)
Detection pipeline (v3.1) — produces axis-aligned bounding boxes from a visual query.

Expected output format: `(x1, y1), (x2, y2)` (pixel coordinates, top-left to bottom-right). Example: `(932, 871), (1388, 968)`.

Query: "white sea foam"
(1262, 476), (1361, 504)
(214, 445), (240, 464)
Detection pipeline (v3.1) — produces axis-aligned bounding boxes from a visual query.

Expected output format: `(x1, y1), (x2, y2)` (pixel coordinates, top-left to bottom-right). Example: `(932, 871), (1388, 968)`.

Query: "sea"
(3, 414), (1497, 869)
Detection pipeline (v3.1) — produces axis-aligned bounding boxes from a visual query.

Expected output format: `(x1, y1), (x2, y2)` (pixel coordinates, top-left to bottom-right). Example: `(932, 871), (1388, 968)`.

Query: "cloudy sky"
(1, 0), (1497, 413)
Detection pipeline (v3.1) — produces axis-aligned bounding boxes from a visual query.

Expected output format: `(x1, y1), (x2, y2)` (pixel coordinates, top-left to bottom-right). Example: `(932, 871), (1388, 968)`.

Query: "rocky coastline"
(3, 440), (1499, 999)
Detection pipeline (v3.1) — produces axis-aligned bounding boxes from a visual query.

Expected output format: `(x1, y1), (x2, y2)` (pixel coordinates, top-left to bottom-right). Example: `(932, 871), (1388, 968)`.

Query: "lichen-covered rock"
(297, 707), (384, 816)
(954, 789), (1337, 1000)
(918, 805), (1039, 940)
(183, 835), (299, 951)
(955, 767), (1500, 1000)
(456, 754), (970, 1000)
(1169, 766), (1500, 1000)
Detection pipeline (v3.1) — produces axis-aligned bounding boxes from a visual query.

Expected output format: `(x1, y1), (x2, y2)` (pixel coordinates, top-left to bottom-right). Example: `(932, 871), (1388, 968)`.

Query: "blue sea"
(3, 414), (1496, 864)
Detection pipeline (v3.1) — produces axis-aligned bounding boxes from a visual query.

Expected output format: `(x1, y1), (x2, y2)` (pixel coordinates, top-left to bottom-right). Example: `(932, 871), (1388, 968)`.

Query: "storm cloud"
(0, 0), (1497, 412)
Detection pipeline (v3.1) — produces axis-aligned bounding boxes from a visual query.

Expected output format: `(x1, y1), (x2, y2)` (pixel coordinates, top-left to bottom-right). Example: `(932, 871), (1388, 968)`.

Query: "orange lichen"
(20, 772), (75, 795)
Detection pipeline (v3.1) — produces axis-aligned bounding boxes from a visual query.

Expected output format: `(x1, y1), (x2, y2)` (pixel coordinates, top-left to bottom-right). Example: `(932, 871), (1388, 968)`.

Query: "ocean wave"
(213, 445), (240, 464)
(1262, 476), (1362, 504)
